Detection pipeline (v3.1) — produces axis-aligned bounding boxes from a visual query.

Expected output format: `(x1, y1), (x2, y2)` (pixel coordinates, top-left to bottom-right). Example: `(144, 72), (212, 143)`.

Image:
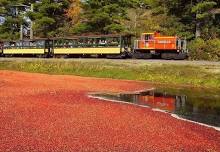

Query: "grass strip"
(0, 59), (219, 89)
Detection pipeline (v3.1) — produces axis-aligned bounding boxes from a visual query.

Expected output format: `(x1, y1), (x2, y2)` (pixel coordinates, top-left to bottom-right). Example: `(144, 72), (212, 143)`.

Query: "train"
(0, 32), (188, 60)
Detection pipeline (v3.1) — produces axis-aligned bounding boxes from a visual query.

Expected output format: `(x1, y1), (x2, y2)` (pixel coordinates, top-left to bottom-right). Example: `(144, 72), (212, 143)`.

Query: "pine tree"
(0, 0), (25, 40)
(28, 0), (69, 37)
(72, 0), (135, 34)
(192, 0), (217, 38)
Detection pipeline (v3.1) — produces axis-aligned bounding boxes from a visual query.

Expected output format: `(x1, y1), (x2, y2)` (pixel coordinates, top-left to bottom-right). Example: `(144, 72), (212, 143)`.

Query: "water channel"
(91, 86), (220, 128)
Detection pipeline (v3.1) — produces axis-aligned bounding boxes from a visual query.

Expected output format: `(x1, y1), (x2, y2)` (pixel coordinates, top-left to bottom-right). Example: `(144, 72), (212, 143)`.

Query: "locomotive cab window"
(146, 34), (154, 40)
(142, 34), (154, 41)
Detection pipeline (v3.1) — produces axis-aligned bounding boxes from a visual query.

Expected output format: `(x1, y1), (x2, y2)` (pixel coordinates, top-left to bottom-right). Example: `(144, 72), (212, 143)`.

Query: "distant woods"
(0, 0), (220, 60)
(67, 0), (220, 40)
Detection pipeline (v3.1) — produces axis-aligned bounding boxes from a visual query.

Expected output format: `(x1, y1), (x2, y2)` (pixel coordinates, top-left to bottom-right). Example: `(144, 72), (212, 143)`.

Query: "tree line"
(0, 0), (220, 60)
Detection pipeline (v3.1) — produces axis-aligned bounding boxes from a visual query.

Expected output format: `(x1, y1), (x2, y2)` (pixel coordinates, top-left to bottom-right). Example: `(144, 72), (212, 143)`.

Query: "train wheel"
(162, 53), (187, 60)
(106, 54), (124, 59)
(98, 54), (107, 58)
(54, 55), (68, 58)
(37, 54), (46, 58)
(133, 52), (152, 59)
(4, 54), (13, 58)
(161, 53), (174, 60)
(83, 54), (91, 58)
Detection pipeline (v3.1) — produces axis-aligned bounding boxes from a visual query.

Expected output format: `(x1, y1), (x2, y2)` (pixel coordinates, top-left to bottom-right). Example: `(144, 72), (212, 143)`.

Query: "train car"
(0, 41), (3, 57)
(1, 39), (51, 57)
(0, 32), (188, 60)
(133, 32), (188, 59)
(51, 34), (132, 58)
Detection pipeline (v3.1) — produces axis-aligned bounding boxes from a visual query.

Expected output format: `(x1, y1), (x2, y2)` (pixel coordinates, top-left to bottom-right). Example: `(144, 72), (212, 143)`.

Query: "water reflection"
(92, 89), (220, 127)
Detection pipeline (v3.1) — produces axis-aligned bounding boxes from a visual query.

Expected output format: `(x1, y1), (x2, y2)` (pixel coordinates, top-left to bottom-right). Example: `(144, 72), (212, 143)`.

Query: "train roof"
(0, 34), (133, 42)
(50, 34), (132, 40)
(0, 38), (49, 43)
(155, 36), (177, 38)
(142, 33), (155, 35)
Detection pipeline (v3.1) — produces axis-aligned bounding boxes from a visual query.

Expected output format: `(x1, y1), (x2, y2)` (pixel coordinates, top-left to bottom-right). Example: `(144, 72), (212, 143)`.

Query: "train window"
(67, 41), (73, 48)
(87, 38), (95, 47)
(50, 36), (123, 48)
(22, 41), (30, 48)
(54, 40), (63, 47)
(78, 38), (84, 47)
(15, 42), (20, 48)
(3, 42), (10, 49)
(29, 41), (40, 48)
(9, 42), (16, 48)
(0, 42), (3, 51)
(107, 37), (120, 47)
(54, 39), (76, 48)
(145, 34), (153, 40)
(72, 40), (78, 48)
(62, 39), (69, 48)
(35, 41), (45, 48)
(99, 38), (107, 46)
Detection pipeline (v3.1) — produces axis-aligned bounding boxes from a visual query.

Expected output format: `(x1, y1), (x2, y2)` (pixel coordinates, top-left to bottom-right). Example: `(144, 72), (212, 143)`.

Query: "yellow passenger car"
(2, 39), (51, 57)
(51, 34), (132, 58)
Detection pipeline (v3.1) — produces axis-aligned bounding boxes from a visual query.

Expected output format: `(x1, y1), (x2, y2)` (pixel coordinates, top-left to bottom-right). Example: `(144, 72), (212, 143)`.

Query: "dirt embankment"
(0, 70), (220, 152)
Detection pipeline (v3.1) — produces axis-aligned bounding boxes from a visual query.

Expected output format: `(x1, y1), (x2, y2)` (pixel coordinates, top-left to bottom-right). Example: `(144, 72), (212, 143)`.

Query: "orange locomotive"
(133, 32), (188, 59)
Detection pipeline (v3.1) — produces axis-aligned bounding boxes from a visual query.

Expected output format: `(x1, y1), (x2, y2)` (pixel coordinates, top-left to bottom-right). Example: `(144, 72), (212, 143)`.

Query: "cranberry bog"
(0, 70), (220, 151)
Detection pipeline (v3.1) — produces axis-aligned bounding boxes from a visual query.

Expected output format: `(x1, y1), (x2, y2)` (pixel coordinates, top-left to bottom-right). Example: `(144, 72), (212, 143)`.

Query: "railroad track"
(0, 58), (220, 66)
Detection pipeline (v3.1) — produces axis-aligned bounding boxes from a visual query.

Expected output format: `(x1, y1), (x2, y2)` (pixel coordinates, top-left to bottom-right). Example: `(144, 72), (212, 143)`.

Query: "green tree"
(125, 0), (192, 38)
(28, 0), (69, 37)
(192, 0), (217, 38)
(0, 0), (25, 40)
(72, 0), (136, 34)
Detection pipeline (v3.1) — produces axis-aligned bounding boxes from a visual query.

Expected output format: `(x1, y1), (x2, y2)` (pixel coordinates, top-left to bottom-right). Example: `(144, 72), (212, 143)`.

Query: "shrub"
(188, 38), (209, 60)
(206, 39), (220, 61)
(188, 38), (220, 61)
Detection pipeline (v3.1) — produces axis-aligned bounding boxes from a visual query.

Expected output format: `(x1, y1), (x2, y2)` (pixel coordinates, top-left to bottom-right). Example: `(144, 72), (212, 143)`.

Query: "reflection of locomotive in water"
(94, 90), (220, 127)
(0, 32), (188, 59)
(120, 90), (187, 112)
(136, 91), (187, 112)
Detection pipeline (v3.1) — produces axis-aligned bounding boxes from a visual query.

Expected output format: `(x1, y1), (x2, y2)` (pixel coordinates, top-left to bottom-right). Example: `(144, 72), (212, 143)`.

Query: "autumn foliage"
(66, 0), (81, 24)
